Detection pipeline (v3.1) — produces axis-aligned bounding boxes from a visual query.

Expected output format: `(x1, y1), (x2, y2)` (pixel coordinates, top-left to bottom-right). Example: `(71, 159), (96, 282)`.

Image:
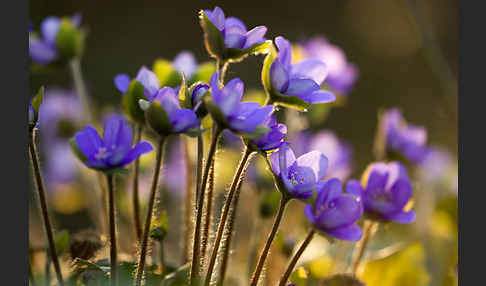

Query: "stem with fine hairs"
(278, 230), (315, 286)
(250, 195), (290, 286)
(204, 146), (254, 286)
(190, 125), (222, 285)
(183, 136), (196, 263)
(200, 160), (215, 266)
(106, 174), (118, 286)
(350, 220), (379, 275)
(134, 137), (166, 286)
(69, 57), (92, 123)
(132, 125), (144, 242)
(28, 130), (64, 286)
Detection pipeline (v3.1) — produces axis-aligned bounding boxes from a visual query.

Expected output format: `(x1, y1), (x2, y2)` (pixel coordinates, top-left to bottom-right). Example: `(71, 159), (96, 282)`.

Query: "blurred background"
(29, 0), (458, 285)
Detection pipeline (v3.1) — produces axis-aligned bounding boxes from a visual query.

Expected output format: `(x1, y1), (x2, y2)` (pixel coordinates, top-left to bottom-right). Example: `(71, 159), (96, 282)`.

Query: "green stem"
(250, 195), (289, 286)
(134, 137), (166, 286)
(204, 147), (254, 286)
(350, 220), (378, 275)
(106, 174), (118, 286)
(217, 169), (246, 286)
(133, 125), (143, 242)
(200, 160), (215, 267)
(69, 58), (92, 123)
(278, 230), (315, 286)
(28, 130), (64, 286)
(190, 126), (222, 285)
(159, 241), (165, 274)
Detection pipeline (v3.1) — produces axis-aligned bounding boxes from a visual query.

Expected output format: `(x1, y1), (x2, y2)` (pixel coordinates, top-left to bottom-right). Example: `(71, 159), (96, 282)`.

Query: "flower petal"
(74, 126), (102, 159)
(270, 60), (290, 93)
(244, 26), (267, 49)
(229, 104), (273, 133)
(135, 66), (160, 97)
(346, 179), (363, 198)
(275, 36), (291, 68)
(122, 141), (153, 165)
(172, 109), (200, 133)
(41, 16), (61, 45)
(270, 142), (295, 177)
(325, 224), (363, 241)
(220, 78), (244, 115)
(224, 17), (247, 33)
(224, 33), (246, 49)
(29, 39), (57, 64)
(285, 78), (321, 96)
(208, 6), (225, 31)
(103, 114), (132, 150)
(318, 196), (362, 229)
(114, 74), (131, 93)
(173, 51), (197, 79)
(390, 179), (412, 209)
(291, 59), (328, 85)
(296, 151), (328, 182)
(299, 90), (336, 104)
(155, 87), (181, 118)
(387, 210), (416, 224)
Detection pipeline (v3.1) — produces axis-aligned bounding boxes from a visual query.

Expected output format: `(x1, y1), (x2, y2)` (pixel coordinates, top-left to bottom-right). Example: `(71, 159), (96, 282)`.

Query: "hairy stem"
(28, 130), (64, 286)
(183, 136), (197, 263)
(250, 195), (289, 286)
(134, 137), (166, 286)
(190, 126), (222, 285)
(200, 160), (215, 267)
(217, 168), (246, 286)
(106, 174), (118, 286)
(132, 125), (144, 242)
(350, 220), (378, 275)
(204, 147), (254, 286)
(69, 58), (92, 123)
(278, 230), (315, 286)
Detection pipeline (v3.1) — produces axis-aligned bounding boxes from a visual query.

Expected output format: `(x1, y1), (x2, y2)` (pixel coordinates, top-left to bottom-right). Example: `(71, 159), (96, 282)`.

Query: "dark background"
(29, 0), (458, 172)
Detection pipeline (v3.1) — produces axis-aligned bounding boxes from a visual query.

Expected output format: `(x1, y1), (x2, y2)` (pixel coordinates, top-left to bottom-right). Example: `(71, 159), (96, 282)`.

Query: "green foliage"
(259, 191), (281, 218)
(122, 80), (147, 125)
(190, 61), (216, 84)
(29, 86), (44, 130)
(54, 230), (69, 256)
(150, 210), (169, 241)
(153, 59), (183, 88)
(56, 18), (84, 60)
(146, 100), (173, 136)
(160, 263), (190, 286)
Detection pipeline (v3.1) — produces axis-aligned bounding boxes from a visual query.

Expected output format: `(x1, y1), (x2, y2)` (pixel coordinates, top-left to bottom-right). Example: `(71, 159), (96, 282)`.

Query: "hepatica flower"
(115, 66), (160, 101)
(249, 115), (287, 152)
(200, 6), (270, 62)
(72, 114), (153, 171)
(264, 36), (335, 110)
(270, 143), (328, 199)
(382, 108), (428, 164)
(144, 87), (201, 136)
(298, 36), (358, 94)
(304, 178), (363, 241)
(206, 72), (273, 136)
(346, 162), (415, 224)
(29, 13), (82, 64)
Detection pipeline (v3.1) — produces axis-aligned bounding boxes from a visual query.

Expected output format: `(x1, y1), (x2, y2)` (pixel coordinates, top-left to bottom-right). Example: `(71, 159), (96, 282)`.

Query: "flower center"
(94, 147), (111, 160)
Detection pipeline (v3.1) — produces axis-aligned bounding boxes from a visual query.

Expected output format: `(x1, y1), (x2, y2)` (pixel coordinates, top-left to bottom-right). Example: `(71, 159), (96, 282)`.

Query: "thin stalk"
(216, 60), (229, 86)
(106, 174), (118, 286)
(190, 126), (222, 285)
(134, 137), (166, 286)
(250, 195), (290, 286)
(217, 170), (246, 286)
(28, 131), (64, 286)
(69, 58), (92, 123)
(159, 241), (165, 274)
(350, 220), (378, 275)
(29, 259), (37, 286)
(278, 230), (315, 286)
(183, 136), (197, 263)
(204, 147), (254, 286)
(200, 160), (215, 266)
(95, 173), (108, 236)
(196, 134), (204, 200)
(45, 250), (51, 286)
(132, 125), (144, 242)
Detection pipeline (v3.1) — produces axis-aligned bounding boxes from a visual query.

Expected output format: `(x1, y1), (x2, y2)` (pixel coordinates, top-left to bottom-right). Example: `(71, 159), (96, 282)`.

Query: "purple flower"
(207, 72), (273, 135)
(191, 83), (209, 111)
(304, 178), (363, 241)
(269, 36), (335, 104)
(270, 143), (328, 199)
(299, 36), (358, 94)
(29, 14), (81, 65)
(346, 162), (415, 224)
(204, 6), (267, 50)
(146, 87), (201, 135)
(73, 114), (153, 171)
(162, 138), (187, 196)
(114, 66), (160, 100)
(382, 108), (428, 164)
(293, 130), (353, 181)
(173, 51), (198, 79)
(250, 115), (287, 152)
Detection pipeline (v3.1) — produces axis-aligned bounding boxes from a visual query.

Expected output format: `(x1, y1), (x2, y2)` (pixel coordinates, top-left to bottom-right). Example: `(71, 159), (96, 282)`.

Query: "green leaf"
(259, 191), (281, 218)
(190, 61), (216, 84)
(361, 242), (430, 286)
(153, 59), (182, 87)
(225, 40), (272, 63)
(56, 18), (83, 59)
(123, 80), (147, 124)
(160, 263), (190, 286)
(199, 10), (225, 60)
(178, 74), (190, 109)
(54, 230), (69, 256)
(147, 101), (172, 136)
(31, 86), (44, 115)
(203, 96), (228, 128)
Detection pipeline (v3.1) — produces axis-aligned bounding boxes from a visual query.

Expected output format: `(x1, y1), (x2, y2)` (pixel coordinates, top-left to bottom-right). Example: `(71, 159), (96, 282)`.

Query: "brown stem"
(183, 136), (196, 263)
(134, 137), (166, 286)
(28, 130), (64, 286)
(132, 125), (143, 242)
(278, 230), (315, 286)
(250, 195), (289, 286)
(350, 220), (378, 275)
(106, 174), (118, 286)
(200, 160), (215, 266)
(204, 147), (254, 286)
